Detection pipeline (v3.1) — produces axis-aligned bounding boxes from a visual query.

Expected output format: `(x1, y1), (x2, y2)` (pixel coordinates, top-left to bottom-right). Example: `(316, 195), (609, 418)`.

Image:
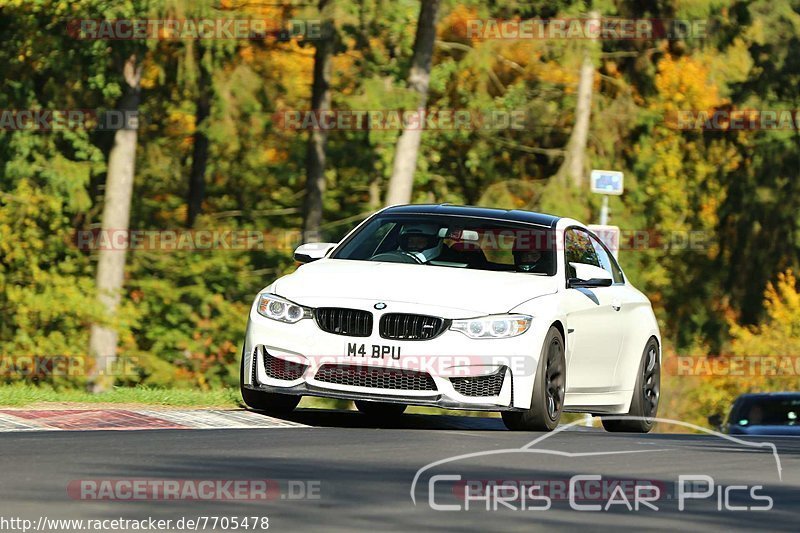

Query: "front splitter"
(242, 383), (519, 412)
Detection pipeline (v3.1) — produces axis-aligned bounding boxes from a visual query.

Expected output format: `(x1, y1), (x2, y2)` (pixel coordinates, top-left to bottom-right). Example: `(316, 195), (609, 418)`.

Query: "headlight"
(450, 314), (531, 339)
(256, 293), (312, 324)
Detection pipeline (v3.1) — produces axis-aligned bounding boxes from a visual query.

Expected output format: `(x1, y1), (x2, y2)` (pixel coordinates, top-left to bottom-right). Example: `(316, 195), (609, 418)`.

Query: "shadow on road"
(261, 407), (509, 431)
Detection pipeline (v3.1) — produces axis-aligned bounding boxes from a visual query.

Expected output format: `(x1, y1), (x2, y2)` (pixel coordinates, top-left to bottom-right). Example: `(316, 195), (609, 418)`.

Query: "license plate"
(345, 342), (401, 360)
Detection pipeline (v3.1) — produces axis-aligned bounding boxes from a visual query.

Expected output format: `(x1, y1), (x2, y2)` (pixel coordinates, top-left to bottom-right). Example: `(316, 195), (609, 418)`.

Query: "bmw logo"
(374, 302), (387, 310)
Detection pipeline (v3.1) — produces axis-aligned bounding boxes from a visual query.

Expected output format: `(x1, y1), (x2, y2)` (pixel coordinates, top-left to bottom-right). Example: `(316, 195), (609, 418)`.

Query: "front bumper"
(243, 345), (518, 411)
(242, 298), (545, 411)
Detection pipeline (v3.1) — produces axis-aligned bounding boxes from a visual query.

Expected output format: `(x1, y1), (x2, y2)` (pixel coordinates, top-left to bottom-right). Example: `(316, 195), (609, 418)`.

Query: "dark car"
(709, 392), (800, 436)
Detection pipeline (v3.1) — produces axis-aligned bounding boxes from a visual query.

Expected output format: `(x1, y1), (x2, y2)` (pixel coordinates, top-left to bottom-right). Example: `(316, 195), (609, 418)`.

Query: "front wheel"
(355, 400), (406, 417)
(602, 338), (660, 433)
(240, 351), (301, 414)
(502, 326), (565, 431)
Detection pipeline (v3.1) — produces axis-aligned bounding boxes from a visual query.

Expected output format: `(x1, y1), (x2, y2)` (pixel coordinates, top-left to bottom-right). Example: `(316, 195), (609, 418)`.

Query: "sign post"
(589, 169), (624, 258)
(590, 169), (624, 223)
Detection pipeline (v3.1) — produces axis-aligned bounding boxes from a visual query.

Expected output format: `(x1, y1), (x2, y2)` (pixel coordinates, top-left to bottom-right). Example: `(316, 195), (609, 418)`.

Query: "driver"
(514, 250), (542, 272)
(513, 240), (548, 273)
(747, 404), (764, 425)
(399, 223), (443, 263)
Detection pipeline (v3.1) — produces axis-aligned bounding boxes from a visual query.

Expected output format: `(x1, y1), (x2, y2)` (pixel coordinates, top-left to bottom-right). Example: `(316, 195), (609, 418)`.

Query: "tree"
(186, 42), (211, 228)
(182, 0), (243, 227)
(88, 55), (142, 392)
(557, 10), (599, 189)
(302, 0), (334, 241)
(384, 0), (441, 206)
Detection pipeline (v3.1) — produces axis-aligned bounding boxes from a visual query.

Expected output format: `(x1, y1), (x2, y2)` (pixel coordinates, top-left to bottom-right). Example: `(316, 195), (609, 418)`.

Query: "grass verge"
(0, 384), (241, 408)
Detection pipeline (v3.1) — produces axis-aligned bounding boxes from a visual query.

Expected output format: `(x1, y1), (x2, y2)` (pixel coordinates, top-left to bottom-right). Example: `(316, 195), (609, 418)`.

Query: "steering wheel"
(368, 251), (423, 264)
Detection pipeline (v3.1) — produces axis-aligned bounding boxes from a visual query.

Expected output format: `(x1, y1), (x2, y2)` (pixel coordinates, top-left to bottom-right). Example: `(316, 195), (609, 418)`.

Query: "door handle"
(611, 300), (622, 311)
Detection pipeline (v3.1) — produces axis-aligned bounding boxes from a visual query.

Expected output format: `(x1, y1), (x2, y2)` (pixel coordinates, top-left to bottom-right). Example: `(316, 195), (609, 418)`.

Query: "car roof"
(382, 204), (561, 229)
(736, 392), (800, 400)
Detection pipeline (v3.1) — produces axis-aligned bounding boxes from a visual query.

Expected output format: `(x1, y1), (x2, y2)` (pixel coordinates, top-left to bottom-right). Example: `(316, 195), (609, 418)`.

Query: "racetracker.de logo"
(272, 109), (527, 131)
(464, 18), (709, 40)
(0, 109), (139, 131)
(73, 229), (300, 252)
(67, 18), (325, 40)
(68, 479), (321, 501)
(667, 109), (800, 131)
(668, 355), (800, 377)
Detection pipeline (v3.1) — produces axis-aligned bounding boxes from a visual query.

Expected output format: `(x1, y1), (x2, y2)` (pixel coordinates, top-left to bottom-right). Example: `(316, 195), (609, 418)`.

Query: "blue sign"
(590, 170), (624, 195)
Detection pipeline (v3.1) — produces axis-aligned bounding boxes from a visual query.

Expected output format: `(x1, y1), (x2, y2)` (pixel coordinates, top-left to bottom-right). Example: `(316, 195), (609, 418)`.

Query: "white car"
(241, 204), (661, 432)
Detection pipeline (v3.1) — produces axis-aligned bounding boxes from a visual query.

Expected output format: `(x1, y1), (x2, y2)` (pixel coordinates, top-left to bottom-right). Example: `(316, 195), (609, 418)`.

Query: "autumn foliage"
(0, 1), (798, 425)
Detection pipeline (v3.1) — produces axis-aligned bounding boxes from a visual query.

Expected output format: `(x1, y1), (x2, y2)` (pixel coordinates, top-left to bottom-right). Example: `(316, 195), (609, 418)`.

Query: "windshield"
(331, 214), (557, 275)
(730, 397), (800, 427)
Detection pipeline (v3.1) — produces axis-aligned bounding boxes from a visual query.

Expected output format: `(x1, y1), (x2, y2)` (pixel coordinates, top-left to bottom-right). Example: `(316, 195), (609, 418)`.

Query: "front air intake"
(450, 368), (506, 397)
(314, 364), (437, 391)
(379, 313), (448, 340)
(262, 350), (307, 381)
(315, 308), (373, 337)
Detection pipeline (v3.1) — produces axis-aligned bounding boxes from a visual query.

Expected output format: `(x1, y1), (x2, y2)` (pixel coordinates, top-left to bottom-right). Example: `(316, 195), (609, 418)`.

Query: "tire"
(355, 400), (407, 417)
(240, 349), (301, 415)
(602, 338), (660, 433)
(502, 326), (566, 431)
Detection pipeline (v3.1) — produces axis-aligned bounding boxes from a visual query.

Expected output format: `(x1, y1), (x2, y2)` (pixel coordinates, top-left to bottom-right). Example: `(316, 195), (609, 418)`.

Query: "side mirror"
(567, 262), (613, 288)
(294, 242), (336, 263)
(568, 277), (613, 288)
(707, 413), (723, 431)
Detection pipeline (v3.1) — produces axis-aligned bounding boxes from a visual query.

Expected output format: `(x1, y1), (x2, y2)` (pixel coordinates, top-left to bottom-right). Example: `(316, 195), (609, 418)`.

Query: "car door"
(562, 228), (623, 393)
(585, 231), (637, 389)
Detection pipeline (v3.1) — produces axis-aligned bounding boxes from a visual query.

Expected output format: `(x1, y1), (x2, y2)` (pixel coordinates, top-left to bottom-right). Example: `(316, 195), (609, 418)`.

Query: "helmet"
(513, 249), (543, 272)
(512, 231), (549, 273)
(399, 222), (443, 262)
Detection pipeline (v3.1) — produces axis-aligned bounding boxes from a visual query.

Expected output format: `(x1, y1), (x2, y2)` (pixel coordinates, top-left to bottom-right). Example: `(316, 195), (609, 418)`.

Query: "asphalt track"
(0, 409), (798, 532)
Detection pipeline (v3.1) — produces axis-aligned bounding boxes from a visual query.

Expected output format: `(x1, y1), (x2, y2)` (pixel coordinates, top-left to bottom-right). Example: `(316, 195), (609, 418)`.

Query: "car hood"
(271, 258), (558, 316)
(729, 425), (800, 436)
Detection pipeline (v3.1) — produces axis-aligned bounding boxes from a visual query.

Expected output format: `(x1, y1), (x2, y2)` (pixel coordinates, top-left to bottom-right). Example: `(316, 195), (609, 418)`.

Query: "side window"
(354, 221), (397, 258)
(588, 234), (624, 284)
(564, 228), (599, 278)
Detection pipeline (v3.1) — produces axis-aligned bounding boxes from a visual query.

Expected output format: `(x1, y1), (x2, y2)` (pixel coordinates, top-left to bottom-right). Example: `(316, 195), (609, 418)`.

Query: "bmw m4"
(241, 204), (661, 432)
